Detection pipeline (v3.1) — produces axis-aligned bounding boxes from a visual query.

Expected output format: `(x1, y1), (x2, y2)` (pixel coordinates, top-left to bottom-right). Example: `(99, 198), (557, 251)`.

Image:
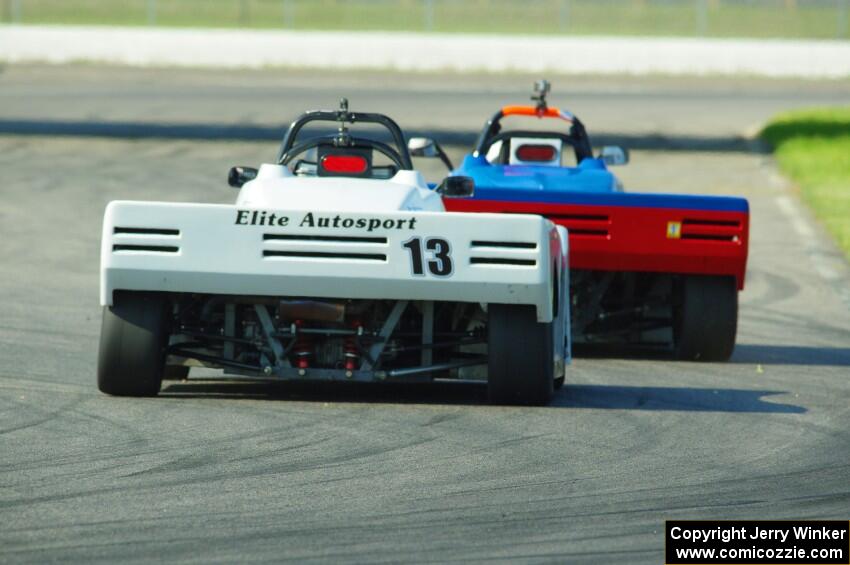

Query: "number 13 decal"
(402, 237), (453, 277)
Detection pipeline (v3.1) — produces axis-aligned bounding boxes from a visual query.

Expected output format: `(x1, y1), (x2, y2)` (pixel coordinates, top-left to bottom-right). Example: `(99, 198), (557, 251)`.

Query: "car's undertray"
(165, 294), (489, 382)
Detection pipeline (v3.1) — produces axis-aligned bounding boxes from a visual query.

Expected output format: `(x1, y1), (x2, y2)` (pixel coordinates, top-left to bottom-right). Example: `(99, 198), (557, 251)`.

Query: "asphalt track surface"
(1, 66), (849, 564)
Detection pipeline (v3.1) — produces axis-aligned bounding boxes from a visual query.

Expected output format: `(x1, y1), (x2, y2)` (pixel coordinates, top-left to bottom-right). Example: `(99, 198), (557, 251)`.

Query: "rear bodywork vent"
(263, 232), (388, 262)
(114, 227), (180, 236)
(680, 218), (743, 242)
(263, 250), (386, 261)
(470, 240), (537, 250)
(112, 226), (180, 254)
(263, 234), (388, 244)
(113, 244), (179, 253)
(547, 213), (611, 238)
(470, 258), (536, 266)
(469, 240), (539, 267)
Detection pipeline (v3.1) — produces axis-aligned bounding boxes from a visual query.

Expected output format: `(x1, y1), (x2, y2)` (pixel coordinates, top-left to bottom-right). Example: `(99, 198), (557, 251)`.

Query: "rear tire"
(97, 292), (169, 396)
(674, 275), (737, 361)
(487, 304), (555, 405)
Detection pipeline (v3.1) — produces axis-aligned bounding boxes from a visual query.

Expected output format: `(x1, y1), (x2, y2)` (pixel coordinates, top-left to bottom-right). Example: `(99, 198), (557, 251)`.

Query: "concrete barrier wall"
(2, 25), (849, 78)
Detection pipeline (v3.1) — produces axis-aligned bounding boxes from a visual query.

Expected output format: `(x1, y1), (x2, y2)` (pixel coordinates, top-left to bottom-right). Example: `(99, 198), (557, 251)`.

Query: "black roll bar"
(276, 103), (413, 170)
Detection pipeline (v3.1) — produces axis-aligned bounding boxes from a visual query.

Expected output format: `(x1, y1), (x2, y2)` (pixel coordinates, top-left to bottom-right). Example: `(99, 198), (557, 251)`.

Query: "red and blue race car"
(416, 81), (748, 361)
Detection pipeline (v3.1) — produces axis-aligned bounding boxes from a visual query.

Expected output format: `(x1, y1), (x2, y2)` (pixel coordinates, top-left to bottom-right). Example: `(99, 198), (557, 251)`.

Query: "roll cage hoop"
(472, 81), (594, 163)
(276, 98), (414, 171)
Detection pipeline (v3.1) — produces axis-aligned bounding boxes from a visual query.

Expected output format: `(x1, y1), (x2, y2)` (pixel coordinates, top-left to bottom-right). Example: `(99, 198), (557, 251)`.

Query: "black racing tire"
(487, 304), (555, 405)
(97, 292), (170, 396)
(163, 365), (190, 380)
(674, 275), (738, 362)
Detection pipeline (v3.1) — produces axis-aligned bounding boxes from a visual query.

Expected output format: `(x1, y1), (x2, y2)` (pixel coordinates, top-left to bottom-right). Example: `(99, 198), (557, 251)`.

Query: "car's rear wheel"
(98, 291), (170, 396)
(674, 275), (737, 361)
(487, 304), (555, 405)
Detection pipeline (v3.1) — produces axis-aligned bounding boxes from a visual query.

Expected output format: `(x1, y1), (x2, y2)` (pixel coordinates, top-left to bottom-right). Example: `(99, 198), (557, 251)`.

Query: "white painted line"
(775, 195), (841, 282)
(812, 257), (840, 281)
(766, 171), (792, 191)
(776, 195), (815, 239)
(2, 25), (850, 78)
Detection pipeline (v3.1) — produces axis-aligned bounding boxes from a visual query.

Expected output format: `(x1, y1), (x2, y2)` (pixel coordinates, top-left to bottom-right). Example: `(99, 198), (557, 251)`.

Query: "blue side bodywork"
(453, 154), (749, 213)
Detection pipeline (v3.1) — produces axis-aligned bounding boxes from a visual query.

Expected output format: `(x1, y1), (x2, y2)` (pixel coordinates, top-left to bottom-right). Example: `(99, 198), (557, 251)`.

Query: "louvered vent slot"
(114, 227), (180, 236)
(469, 240), (538, 267)
(681, 218), (742, 242)
(470, 258), (536, 266)
(264, 234), (387, 244)
(263, 250), (386, 261)
(113, 226), (180, 254)
(470, 240), (537, 249)
(547, 213), (611, 238)
(262, 232), (388, 262)
(113, 245), (179, 253)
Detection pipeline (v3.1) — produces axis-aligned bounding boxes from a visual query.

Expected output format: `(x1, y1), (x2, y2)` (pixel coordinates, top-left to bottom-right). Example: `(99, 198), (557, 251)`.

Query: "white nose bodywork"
(236, 165), (444, 213)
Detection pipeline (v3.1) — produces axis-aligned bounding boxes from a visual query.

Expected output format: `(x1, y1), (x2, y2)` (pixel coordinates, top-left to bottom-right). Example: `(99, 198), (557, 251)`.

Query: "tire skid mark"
(0, 394), (87, 436)
(0, 418), (324, 473)
(0, 505), (295, 534)
(1, 432), (439, 506)
(380, 461), (850, 523)
(120, 435), (336, 479)
(221, 435), (335, 466)
(0, 511), (622, 551)
(122, 451), (222, 478)
(450, 432), (554, 456)
(773, 489), (850, 505)
(420, 411), (461, 427)
(743, 268), (801, 309)
(450, 547), (656, 563)
(67, 405), (151, 447)
(410, 476), (599, 502)
(550, 463), (850, 512)
(0, 374), (91, 395)
(742, 308), (850, 339)
(231, 434), (442, 478)
(385, 495), (767, 526)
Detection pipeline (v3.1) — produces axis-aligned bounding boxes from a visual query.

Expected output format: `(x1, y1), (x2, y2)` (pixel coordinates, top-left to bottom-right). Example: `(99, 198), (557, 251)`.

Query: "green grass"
(761, 108), (850, 260)
(2, 0), (848, 39)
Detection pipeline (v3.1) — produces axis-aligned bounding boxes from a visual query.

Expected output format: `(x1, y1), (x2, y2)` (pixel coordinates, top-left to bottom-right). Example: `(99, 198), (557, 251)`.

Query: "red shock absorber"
(344, 322), (362, 373)
(292, 320), (312, 369)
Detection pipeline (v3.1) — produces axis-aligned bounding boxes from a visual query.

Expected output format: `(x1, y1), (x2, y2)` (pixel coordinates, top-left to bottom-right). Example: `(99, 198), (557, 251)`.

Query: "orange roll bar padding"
(500, 105), (571, 120)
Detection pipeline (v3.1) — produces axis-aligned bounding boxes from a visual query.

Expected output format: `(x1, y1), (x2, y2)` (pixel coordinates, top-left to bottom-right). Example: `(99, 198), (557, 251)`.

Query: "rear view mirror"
(228, 166), (258, 188)
(408, 137), (438, 158)
(408, 137), (454, 170)
(437, 176), (474, 198)
(599, 146), (629, 166)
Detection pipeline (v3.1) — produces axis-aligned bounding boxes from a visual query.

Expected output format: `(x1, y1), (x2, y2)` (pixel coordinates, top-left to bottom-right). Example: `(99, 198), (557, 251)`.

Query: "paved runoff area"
(3, 25), (850, 78)
(0, 66), (849, 563)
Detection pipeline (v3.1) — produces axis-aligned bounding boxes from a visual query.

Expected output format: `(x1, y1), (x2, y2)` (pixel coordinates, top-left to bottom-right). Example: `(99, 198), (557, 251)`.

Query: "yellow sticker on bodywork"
(667, 221), (682, 239)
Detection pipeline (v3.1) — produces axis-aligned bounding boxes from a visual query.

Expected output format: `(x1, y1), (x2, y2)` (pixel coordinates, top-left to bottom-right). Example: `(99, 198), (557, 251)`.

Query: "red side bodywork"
(445, 199), (749, 290)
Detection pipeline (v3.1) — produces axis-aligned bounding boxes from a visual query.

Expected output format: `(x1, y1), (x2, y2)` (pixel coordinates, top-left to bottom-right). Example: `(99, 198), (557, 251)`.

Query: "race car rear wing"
(101, 202), (566, 322)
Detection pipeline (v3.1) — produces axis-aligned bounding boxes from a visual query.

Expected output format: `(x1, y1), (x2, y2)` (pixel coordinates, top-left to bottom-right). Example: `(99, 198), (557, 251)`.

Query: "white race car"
(97, 100), (570, 405)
